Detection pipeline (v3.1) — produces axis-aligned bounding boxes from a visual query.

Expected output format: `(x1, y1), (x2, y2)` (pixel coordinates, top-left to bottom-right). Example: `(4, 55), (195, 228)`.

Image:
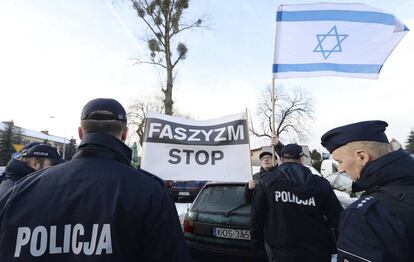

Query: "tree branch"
(172, 51), (185, 68)
(131, 0), (166, 46)
(130, 58), (167, 69)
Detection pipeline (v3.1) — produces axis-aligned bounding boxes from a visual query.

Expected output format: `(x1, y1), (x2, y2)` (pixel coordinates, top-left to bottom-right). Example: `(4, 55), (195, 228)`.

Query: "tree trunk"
(163, 20), (174, 115)
(164, 65), (174, 115)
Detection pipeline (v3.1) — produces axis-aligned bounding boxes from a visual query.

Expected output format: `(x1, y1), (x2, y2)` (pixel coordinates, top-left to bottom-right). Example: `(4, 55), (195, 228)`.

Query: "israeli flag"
(273, 3), (409, 79)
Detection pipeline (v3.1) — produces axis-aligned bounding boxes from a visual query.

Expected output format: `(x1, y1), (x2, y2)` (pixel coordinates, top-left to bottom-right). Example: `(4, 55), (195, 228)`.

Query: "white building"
(0, 121), (72, 153)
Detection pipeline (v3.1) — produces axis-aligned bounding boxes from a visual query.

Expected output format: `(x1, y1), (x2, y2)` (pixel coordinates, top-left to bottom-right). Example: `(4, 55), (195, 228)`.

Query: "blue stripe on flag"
(273, 63), (382, 74)
(276, 10), (395, 25)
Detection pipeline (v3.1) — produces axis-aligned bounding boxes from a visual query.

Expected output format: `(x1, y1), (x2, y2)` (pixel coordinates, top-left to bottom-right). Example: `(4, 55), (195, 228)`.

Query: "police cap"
(81, 98), (127, 122)
(13, 142), (42, 159)
(281, 144), (307, 159)
(22, 142), (41, 152)
(22, 144), (66, 165)
(321, 120), (389, 153)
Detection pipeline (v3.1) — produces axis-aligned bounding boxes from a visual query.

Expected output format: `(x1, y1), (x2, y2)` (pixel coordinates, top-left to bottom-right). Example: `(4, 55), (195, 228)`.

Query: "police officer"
(0, 143), (64, 198)
(251, 144), (343, 262)
(0, 98), (191, 261)
(321, 120), (414, 262)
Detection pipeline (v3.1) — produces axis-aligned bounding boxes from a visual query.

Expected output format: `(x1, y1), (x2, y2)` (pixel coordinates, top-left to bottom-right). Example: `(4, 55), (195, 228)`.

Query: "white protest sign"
(141, 112), (251, 182)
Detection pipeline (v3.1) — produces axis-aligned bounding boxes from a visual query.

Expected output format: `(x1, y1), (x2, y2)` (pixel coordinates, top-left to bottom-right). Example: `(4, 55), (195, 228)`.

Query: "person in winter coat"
(321, 120), (414, 262)
(251, 144), (343, 262)
(0, 143), (64, 198)
(0, 98), (191, 261)
(245, 136), (284, 203)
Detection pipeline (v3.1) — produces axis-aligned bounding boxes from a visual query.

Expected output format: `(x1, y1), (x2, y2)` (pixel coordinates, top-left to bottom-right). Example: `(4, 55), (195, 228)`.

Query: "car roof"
(203, 181), (246, 187)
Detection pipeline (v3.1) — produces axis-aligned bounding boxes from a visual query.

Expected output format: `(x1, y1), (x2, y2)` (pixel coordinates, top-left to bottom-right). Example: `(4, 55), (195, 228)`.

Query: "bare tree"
(128, 97), (164, 147)
(128, 96), (191, 147)
(130, 0), (205, 115)
(250, 86), (314, 142)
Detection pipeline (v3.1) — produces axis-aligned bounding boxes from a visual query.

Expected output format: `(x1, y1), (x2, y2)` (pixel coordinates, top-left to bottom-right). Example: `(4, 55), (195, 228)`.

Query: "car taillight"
(183, 218), (194, 233)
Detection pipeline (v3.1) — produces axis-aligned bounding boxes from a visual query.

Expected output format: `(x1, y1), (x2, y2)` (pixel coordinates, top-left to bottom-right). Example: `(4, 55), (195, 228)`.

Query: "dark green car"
(183, 182), (267, 261)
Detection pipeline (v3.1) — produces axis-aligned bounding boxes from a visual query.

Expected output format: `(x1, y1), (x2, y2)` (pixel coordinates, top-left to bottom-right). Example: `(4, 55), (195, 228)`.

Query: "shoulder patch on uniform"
(349, 196), (378, 214)
(137, 168), (165, 186)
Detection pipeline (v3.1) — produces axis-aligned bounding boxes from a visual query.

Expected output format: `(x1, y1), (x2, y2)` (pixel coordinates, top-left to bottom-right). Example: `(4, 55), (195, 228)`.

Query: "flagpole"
(271, 5), (281, 167)
(246, 108), (254, 179)
(271, 77), (276, 167)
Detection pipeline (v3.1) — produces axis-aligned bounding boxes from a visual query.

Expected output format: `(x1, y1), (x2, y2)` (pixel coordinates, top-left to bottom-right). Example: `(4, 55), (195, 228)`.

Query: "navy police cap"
(281, 144), (307, 159)
(13, 142), (41, 159)
(81, 98), (127, 122)
(321, 120), (389, 153)
(22, 142), (41, 152)
(22, 144), (65, 165)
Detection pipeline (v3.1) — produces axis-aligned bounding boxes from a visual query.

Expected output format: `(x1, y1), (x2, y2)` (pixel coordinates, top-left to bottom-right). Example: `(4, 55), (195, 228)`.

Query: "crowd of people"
(0, 98), (413, 262)
(248, 121), (414, 262)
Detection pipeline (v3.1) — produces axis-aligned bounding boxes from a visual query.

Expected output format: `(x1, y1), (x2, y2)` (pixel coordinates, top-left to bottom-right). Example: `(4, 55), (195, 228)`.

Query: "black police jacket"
(337, 149), (414, 262)
(0, 132), (191, 262)
(0, 158), (35, 198)
(251, 162), (343, 261)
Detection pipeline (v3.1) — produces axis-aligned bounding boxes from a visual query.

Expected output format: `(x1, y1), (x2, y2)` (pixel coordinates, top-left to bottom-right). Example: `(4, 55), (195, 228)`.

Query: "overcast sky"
(0, 0), (413, 152)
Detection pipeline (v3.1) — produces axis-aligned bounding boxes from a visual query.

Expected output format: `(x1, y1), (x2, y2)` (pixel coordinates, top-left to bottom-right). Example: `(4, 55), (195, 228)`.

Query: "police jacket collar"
(277, 162), (314, 185)
(4, 158), (35, 180)
(353, 149), (414, 192)
(76, 132), (132, 165)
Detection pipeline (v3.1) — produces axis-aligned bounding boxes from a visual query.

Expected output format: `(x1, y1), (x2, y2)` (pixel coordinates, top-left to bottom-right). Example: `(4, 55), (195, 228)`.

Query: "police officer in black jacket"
(251, 144), (343, 262)
(0, 143), (64, 198)
(321, 120), (414, 262)
(0, 98), (191, 261)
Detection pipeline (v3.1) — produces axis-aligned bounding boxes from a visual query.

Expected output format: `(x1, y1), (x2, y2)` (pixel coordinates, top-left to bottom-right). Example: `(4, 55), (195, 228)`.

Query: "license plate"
(178, 191), (190, 196)
(213, 227), (251, 240)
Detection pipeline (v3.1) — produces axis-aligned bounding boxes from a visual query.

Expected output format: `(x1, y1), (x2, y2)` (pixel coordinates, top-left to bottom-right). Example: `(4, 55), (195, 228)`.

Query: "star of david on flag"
(273, 3), (409, 79)
(313, 26), (348, 60)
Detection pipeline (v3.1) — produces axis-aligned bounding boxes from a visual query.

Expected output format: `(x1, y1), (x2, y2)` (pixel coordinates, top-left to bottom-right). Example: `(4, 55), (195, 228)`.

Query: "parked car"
(165, 180), (208, 202)
(183, 182), (267, 262)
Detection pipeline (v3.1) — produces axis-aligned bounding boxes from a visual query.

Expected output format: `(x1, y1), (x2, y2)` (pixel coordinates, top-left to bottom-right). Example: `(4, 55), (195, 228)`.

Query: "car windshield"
(191, 185), (250, 214)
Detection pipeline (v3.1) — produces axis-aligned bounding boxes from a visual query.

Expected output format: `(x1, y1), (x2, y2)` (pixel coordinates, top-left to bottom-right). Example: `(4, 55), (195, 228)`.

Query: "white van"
(320, 159), (339, 177)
